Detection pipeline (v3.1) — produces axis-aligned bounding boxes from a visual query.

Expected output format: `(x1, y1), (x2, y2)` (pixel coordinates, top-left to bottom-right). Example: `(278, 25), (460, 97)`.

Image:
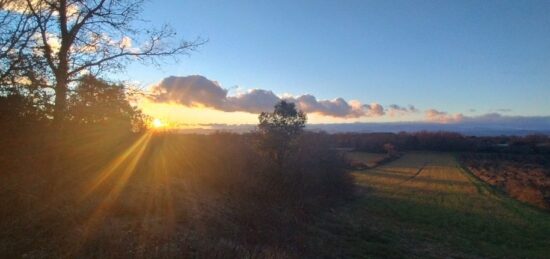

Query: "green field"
(309, 152), (550, 258)
(347, 152), (389, 167)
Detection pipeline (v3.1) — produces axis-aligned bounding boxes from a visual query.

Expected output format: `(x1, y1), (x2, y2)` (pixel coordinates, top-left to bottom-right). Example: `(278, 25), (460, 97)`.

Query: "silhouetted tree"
(1, 0), (204, 124)
(258, 100), (307, 171)
(0, 89), (46, 131)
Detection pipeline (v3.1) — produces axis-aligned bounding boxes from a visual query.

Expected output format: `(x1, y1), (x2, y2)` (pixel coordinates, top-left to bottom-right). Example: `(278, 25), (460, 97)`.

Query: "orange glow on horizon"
(136, 98), (423, 128)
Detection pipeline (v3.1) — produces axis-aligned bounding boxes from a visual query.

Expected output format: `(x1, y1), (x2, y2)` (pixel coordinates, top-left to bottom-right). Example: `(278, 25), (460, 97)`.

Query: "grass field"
(347, 152), (388, 168)
(308, 152), (550, 258)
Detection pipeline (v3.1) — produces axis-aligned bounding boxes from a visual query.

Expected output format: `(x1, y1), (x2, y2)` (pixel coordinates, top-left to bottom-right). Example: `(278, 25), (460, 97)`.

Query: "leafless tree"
(1, 0), (204, 123)
(0, 0), (39, 85)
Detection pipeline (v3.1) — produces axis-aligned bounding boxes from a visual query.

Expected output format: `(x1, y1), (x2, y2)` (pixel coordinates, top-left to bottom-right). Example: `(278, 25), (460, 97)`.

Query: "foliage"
(68, 75), (148, 132)
(257, 100), (307, 169)
(0, 88), (47, 125)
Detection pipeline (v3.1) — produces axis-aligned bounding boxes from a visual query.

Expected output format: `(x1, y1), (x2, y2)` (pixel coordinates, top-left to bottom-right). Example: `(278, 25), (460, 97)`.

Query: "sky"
(122, 0), (550, 127)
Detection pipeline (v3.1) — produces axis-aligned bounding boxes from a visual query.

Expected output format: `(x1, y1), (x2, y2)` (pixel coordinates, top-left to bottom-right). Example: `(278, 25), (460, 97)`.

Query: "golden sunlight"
(152, 118), (165, 128)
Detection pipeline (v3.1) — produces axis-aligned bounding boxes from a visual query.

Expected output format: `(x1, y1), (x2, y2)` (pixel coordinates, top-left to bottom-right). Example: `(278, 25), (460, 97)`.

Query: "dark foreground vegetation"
(1, 78), (352, 257)
(1, 131), (352, 258)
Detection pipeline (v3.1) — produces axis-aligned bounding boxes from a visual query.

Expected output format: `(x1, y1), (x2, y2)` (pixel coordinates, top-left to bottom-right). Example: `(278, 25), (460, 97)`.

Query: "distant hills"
(307, 122), (550, 136)
(174, 120), (550, 136)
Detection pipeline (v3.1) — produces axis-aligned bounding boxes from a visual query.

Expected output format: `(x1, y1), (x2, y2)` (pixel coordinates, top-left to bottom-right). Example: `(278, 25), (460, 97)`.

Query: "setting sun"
(151, 118), (165, 128)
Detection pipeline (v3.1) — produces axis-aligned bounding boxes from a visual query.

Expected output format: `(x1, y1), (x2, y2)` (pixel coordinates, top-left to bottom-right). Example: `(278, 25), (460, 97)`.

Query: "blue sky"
(126, 0), (550, 120)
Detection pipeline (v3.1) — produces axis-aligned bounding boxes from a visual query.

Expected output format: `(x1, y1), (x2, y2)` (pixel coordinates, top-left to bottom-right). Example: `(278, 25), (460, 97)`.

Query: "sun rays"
(76, 132), (162, 252)
(72, 130), (204, 256)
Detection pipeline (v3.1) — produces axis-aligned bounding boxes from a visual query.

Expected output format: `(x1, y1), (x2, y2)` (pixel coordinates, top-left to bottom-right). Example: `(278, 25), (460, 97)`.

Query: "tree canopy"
(0, 0), (203, 123)
(258, 100), (307, 169)
(68, 75), (148, 132)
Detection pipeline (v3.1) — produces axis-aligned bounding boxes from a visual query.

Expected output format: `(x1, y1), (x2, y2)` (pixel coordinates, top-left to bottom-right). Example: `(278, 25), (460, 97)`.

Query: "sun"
(151, 118), (165, 129)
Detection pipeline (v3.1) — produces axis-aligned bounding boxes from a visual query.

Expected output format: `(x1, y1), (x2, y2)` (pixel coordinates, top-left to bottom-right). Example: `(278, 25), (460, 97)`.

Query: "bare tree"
(1, 0), (204, 123)
(0, 0), (39, 85)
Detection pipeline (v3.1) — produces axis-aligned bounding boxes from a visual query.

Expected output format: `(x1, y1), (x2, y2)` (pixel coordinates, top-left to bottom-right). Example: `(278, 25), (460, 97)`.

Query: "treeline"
(332, 131), (550, 154)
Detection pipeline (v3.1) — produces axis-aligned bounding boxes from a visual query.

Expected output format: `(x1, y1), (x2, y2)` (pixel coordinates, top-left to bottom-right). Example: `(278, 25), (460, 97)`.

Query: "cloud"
(423, 109), (550, 129)
(153, 75), (228, 109)
(149, 75), (547, 125)
(425, 109), (464, 123)
(227, 89), (280, 113)
(284, 95), (382, 118)
(387, 104), (418, 117)
(364, 103), (385, 117)
(151, 75), (390, 118)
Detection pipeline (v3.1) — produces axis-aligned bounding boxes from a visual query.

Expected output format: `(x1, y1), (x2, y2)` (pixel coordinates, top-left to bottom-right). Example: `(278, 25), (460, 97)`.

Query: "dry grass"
(461, 153), (550, 209)
(0, 131), (351, 258)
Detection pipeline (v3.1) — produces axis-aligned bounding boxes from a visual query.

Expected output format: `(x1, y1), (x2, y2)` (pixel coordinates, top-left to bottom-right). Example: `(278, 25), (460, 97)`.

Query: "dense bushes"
(0, 125), (353, 257)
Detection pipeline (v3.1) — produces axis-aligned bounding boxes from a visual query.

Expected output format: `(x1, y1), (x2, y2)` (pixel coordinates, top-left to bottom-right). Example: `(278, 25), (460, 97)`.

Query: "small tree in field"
(258, 100), (306, 171)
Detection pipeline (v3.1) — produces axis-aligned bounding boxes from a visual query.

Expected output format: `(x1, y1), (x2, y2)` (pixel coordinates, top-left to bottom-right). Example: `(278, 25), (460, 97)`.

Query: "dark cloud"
(284, 95), (380, 118)
(153, 75), (228, 109)
(227, 89), (280, 113)
(151, 75), (389, 118)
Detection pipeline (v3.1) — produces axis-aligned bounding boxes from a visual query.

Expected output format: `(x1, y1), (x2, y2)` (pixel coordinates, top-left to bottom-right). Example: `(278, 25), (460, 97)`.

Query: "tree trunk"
(53, 75), (68, 125)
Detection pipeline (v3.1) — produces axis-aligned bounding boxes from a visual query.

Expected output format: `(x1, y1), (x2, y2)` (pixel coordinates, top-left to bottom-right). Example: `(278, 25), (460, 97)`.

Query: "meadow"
(305, 152), (550, 258)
